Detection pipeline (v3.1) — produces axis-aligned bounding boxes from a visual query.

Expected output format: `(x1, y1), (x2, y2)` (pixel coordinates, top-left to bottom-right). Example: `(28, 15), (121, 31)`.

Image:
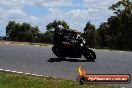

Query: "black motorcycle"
(52, 29), (96, 61)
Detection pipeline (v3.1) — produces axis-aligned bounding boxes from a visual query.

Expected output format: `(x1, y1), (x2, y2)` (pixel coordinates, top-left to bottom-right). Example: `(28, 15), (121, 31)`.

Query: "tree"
(6, 21), (40, 42)
(43, 31), (53, 43)
(6, 21), (16, 40)
(107, 0), (132, 50)
(109, 0), (132, 15)
(98, 22), (110, 47)
(31, 26), (39, 42)
(82, 21), (96, 47)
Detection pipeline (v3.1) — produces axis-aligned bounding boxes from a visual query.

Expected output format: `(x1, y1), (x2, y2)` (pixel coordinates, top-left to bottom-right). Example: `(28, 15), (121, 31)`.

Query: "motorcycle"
(52, 30), (96, 61)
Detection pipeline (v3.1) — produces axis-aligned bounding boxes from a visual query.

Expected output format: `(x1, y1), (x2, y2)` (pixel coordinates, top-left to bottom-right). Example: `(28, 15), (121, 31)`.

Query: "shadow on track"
(47, 58), (95, 63)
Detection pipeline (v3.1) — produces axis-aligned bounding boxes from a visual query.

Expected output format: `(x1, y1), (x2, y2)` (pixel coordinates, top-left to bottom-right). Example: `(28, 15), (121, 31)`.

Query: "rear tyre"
(52, 46), (65, 59)
(83, 49), (96, 61)
(52, 46), (59, 57)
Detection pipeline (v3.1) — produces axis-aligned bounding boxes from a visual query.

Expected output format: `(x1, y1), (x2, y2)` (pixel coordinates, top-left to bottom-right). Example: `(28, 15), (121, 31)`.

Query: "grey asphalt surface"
(0, 44), (132, 87)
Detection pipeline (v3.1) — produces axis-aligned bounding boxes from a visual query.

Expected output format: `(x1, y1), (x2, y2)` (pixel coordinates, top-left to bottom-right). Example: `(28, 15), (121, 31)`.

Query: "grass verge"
(0, 71), (119, 88)
(0, 40), (52, 46)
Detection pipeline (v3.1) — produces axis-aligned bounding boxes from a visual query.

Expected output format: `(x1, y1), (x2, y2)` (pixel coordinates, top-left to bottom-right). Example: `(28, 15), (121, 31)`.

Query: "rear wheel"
(52, 46), (65, 59)
(83, 48), (96, 61)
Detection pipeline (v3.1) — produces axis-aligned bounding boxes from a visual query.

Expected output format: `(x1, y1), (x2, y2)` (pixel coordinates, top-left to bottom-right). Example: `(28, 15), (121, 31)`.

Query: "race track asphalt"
(0, 44), (132, 87)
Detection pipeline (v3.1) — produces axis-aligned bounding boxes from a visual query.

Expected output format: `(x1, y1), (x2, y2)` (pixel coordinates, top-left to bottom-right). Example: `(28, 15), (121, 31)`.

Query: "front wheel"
(83, 48), (96, 61)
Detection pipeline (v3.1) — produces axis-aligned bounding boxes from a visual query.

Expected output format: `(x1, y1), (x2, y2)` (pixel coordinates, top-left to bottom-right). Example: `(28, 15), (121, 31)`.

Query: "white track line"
(25, 73), (31, 75)
(0, 68), (43, 77)
(0, 69), (4, 71)
(35, 45), (39, 46)
(20, 44), (24, 45)
(16, 72), (23, 74)
(31, 74), (37, 76)
(48, 46), (52, 48)
(104, 50), (110, 51)
(119, 51), (124, 53)
(20, 44), (24, 46)
(36, 75), (43, 77)
(5, 70), (11, 72)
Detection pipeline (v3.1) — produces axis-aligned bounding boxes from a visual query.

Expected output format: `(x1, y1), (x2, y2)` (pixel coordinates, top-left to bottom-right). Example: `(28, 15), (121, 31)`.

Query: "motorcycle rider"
(53, 28), (82, 46)
(52, 25), (64, 46)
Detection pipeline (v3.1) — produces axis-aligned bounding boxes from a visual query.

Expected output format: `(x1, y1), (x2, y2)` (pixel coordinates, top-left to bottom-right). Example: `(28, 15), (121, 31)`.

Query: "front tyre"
(83, 48), (96, 61)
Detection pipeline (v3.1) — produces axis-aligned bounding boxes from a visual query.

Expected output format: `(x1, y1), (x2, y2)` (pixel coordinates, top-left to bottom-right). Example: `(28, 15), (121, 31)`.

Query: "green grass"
(0, 71), (120, 88)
